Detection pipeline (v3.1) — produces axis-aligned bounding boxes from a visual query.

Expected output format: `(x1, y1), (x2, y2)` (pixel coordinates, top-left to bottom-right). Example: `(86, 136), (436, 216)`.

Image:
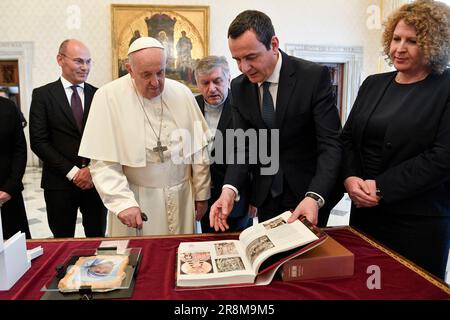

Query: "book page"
(176, 240), (255, 287)
(238, 211), (319, 273)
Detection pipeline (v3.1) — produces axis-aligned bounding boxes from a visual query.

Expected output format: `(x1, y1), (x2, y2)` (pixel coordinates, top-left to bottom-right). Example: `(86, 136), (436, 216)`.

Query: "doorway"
(0, 60), (20, 104)
(0, 42), (36, 166)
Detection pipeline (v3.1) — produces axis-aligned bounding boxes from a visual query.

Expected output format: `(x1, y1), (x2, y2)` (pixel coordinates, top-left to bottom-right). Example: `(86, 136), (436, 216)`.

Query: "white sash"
(123, 161), (190, 188)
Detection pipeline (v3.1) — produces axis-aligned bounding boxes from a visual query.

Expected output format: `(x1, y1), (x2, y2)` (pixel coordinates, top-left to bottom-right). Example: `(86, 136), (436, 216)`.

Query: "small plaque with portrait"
(41, 248), (141, 296)
(57, 255), (129, 292)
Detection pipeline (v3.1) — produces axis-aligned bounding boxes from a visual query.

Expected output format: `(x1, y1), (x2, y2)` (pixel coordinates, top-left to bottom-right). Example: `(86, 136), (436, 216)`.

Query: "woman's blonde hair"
(382, 0), (450, 74)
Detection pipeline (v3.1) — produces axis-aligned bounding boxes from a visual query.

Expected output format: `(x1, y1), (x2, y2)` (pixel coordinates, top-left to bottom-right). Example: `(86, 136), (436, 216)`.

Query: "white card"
(99, 240), (129, 254)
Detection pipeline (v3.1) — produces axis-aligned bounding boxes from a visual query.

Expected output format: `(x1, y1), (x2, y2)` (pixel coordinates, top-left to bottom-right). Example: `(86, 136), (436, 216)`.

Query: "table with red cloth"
(0, 227), (448, 300)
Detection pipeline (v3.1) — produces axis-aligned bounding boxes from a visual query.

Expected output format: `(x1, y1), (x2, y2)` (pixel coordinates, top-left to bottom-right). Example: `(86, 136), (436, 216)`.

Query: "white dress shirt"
(60, 76), (85, 181)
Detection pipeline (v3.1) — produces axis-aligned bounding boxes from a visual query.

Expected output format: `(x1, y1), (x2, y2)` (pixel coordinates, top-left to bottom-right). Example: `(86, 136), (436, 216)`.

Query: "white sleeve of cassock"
(191, 148), (211, 202)
(89, 160), (140, 215)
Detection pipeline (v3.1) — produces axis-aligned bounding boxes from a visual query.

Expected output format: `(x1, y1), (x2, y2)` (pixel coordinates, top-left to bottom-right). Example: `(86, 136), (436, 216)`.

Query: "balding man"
(79, 37), (211, 236)
(29, 39), (107, 238)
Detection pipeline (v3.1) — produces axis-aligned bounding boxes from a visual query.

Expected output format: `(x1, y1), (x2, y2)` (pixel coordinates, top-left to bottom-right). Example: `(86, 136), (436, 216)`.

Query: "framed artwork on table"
(111, 4), (209, 93)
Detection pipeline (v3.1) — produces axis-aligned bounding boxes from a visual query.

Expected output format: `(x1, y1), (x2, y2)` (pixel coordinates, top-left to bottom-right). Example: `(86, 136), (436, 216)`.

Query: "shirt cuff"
(222, 184), (240, 202)
(66, 166), (79, 181)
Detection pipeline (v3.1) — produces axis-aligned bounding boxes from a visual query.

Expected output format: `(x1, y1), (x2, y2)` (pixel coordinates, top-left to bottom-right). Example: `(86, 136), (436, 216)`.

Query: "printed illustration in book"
(175, 211), (327, 289)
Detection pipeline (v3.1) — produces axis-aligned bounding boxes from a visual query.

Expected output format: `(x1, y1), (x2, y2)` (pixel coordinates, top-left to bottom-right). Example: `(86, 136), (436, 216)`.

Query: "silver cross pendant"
(153, 140), (168, 162)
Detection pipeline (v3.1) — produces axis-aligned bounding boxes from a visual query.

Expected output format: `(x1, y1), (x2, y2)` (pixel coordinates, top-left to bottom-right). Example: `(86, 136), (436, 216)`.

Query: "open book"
(175, 211), (327, 289)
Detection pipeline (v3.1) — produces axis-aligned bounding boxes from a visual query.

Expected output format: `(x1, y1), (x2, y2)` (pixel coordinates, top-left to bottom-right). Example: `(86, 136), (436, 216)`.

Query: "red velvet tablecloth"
(0, 228), (448, 300)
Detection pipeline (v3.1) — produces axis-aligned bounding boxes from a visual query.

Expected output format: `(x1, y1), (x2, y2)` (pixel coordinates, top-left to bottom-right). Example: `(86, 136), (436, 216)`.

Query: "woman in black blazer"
(0, 97), (31, 239)
(342, 0), (450, 280)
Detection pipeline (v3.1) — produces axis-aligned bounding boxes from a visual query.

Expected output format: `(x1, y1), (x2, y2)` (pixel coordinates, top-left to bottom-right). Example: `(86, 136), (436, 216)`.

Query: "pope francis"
(79, 37), (211, 236)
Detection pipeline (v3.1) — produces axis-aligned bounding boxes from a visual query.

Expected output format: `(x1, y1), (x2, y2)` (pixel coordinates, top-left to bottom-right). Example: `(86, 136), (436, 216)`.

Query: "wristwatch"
(376, 188), (383, 199)
(305, 192), (325, 209)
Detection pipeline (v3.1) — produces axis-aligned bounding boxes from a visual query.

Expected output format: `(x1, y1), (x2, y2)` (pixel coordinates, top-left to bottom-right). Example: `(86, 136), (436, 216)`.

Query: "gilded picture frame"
(111, 4), (209, 92)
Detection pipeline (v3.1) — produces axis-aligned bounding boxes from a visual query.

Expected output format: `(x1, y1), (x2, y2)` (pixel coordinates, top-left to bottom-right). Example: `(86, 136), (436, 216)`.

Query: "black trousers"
(44, 187), (107, 238)
(350, 206), (450, 280)
(1, 191), (31, 239)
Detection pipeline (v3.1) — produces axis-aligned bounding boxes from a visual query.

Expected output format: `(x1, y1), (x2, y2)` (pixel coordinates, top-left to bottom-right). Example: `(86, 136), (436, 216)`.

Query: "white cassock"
(79, 74), (211, 236)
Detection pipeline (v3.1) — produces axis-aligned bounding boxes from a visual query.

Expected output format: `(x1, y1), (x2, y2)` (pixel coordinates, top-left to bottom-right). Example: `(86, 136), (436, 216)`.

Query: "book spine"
(281, 257), (353, 281)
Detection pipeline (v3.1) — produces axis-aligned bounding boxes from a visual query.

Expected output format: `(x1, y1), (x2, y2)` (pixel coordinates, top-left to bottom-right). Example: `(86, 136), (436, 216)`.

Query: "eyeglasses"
(59, 53), (92, 66)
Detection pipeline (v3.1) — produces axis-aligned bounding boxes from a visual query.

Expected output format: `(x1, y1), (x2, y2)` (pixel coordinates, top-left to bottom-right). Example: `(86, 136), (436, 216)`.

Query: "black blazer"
(0, 97), (27, 195)
(196, 93), (250, 217)
(29, 79), (97, 190)
(341, 70), (450, 216)
(224, 51), (342, 207)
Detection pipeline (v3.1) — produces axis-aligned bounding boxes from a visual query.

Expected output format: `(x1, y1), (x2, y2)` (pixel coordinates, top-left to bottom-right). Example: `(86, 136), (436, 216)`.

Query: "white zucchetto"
(127, 37), (164, 55)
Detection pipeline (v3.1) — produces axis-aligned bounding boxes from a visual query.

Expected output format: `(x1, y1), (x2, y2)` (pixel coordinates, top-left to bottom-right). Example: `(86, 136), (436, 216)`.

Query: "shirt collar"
(204, 100), (224, 111)
(258, 52), (282, 87)
(61, 76), (85, 90)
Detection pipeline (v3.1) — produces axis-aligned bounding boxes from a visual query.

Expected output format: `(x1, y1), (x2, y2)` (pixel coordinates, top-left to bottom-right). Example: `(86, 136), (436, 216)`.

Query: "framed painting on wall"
(111, 4), (209, 93)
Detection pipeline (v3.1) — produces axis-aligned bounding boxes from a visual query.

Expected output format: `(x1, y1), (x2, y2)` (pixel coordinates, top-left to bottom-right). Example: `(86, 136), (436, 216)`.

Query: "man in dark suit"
(29, 39), (107, 238)
(0, 97), (30, 239)
(194, 56), (254, 232)
(210, 10), (343, 231)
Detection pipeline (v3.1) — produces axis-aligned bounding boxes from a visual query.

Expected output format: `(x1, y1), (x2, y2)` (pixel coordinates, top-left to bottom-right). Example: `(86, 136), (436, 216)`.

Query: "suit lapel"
(83, 83), (94, 127)
(275, 51), (296, 129)
(50, 80), (79, 131)
(216, 93), (232, 132)
(241, 79), (266, 128)
(196, 96), (205, 115)
(354, 73), (396, 147)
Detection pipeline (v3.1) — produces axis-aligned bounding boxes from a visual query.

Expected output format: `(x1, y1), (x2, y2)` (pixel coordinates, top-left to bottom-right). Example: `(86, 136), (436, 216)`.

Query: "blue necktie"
(70, 85), (83, 132)
(261, 82), (283, 198)
(261, 82), (276, 129)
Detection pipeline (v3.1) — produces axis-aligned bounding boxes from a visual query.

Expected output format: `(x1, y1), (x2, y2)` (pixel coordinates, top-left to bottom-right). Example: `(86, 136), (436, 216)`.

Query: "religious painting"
(111, 4), (209, 93)
(0, 61), (19, 86)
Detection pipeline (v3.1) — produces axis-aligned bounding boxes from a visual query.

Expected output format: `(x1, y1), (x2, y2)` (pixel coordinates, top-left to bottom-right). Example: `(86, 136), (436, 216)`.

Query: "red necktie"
(70, 85), (83, 132)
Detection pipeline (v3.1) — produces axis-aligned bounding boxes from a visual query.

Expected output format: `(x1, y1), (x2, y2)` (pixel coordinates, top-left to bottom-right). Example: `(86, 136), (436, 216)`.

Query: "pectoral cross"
(153, 140), (168, 162)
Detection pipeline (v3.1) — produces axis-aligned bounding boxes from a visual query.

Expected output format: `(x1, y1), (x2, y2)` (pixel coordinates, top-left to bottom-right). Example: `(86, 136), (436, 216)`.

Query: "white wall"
(0, 0), (386, 88)
(0, 0), (389, 165)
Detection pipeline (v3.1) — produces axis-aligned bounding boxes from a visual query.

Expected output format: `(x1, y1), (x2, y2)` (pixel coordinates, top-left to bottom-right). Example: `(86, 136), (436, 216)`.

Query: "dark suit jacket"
(29, 79), (96, 190)
(224, 51), (342, 208)
(196, 93), (250, 219)
(341, 70), (450, 217)
(0, 97), (27, 195)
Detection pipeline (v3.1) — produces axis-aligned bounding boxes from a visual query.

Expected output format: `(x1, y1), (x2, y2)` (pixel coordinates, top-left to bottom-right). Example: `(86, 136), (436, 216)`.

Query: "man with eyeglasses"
(29, 39), (107, 238)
